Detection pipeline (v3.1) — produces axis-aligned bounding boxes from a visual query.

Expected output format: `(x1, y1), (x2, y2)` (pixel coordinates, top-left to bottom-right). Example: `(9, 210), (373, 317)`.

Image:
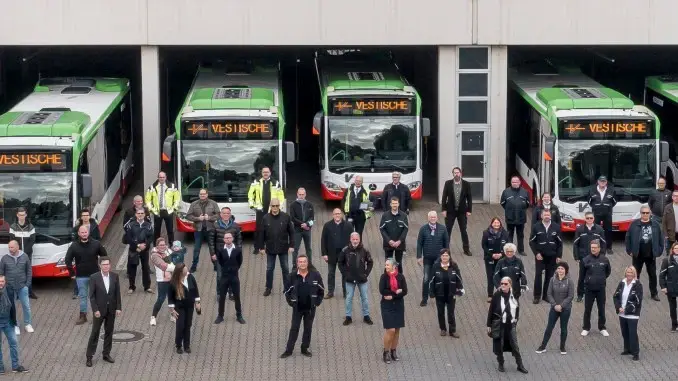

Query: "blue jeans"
(76, 277), (90, 313)
(421, 258), (436, 302)
(265, 253), (290, 290)
(540, 306), (571, 347)
(293, 230), (312, 265)
(192, 229), (210, 270)
(344, 282), (369, 318)
(152, 282), (170, 317)
(7, 287), (31, 326)
(0, 324), (19, 371)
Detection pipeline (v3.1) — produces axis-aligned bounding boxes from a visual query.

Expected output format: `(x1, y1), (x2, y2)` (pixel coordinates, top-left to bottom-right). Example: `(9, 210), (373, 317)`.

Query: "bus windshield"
(327, 117), (417, 173)
(0, 172), (73, 244)
(181, 140), (278, 203)
(557, 140), (656, 203)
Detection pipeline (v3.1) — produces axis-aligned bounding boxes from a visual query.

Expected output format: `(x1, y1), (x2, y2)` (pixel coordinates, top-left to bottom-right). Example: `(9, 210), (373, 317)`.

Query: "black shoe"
(463, 250), (472, 256)
(517, 364), (529, 374)
(263, 288), (272, 297)
(214, 316), (224, 324)
(86, 358), (92, 367)
(621, 350), (631, 355)
(301, 349), (312, 357)
(102, 355), (115, 363)
(12, 366), (28, 373)
(189, 267), (197, 273)
(364, 316), (374, 325)
(280, 351), (293, 359)
(176, 348), (183, 354)
(343, 317), (353, 326)
(607, 249), (614, 255)
(237, 316), (247, 324)
(532, 299), (540, 304)
(383, 351), (391, 364)
(184, 348), (191, 354)
(632, 354), (639, 361)
(575, 296), (583, 303)
(229, 294), (235, 301)
(498, 363), (505, 372)
(518, 252), (527, 256)
(324, 293), (334, 299)
(420, 301), (427, 307)
(390, 349), (400, 361)
(652, 295), (660, 301)
(29, 292), (37, 300)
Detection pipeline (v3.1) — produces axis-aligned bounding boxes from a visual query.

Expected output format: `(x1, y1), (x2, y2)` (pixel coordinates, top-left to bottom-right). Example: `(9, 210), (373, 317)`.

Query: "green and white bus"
(312, 50), (430, 203)
(0, 77), (133, 277)
(163, 62), (295, 233)
(508, 65), (668, 233)
(644, 75), (678, 188)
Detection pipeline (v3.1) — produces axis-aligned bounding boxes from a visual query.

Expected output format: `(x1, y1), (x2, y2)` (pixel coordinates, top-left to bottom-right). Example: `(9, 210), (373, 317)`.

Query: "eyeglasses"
(585, 217), (594, 220)
(641, 212), (650, 215)
(501, 282), (509, 286)
(505, 250), (514, 253)
(81, 214), (90, 217)
(270, 205), (280, 208)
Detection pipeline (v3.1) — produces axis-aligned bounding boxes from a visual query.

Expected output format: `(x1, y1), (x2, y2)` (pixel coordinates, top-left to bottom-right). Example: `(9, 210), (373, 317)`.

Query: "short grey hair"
(503, 243), (517, 253)
(640, 204), (651, 213)
(133, 195), (143, 202)
(427, 211), (437, 218)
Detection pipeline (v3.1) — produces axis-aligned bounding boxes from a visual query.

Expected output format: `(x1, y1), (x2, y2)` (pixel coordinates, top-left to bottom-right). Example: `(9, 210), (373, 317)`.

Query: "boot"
(75, 312), (87, 325)
(382, 350), (391, 364)
(390, 349), (400, 361)
(516, 356), (528, 374)
(497, 356), (505, 372)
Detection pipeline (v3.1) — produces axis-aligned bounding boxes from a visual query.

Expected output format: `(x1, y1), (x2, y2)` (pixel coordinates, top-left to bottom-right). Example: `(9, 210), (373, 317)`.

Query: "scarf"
(499, 291), (518, 323)
(488, 227), (502, 239)
(388, 269), (399, 292)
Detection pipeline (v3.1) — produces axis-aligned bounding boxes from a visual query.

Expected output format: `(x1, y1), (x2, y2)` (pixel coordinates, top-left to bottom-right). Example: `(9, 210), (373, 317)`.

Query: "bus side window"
(104, 105), (122, 187)
(120, 95), (132, 157)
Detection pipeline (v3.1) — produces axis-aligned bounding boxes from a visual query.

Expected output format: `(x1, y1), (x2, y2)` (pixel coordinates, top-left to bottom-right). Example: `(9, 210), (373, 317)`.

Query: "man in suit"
(441, 167), (473, 256)
(86, 256), (122, 367)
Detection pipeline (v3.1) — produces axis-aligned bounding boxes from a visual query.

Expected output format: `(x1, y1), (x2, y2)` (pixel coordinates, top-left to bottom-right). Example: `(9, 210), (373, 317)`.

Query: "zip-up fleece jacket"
(573, 224), (607, 261)
(500, 187), (529, 225)
(529, 222), (563, 258)
(613, 279), (643, 317)
(659, 255), (678, 296)
(379, 210), (409, 250)
(428, 262), (464, 301)
(284, 270), (325, 310)
(0, 251), (31, 290)
(481, 227), (509, 262)
(289, 200), (315, 232)
(546, 274), (575, 310)
(625, 219), (664, 258)
(416, 223), (449, 260)
(9, 221), (35, 256)
(581, 254), (611, 291)
(338, 243), (373, 284)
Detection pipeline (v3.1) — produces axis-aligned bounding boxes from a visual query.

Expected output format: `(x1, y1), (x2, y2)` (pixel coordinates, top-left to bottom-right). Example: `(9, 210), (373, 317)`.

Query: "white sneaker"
(600, 329), (610, 337)
(24, 325), (34, 333)
(150, 317), (157, 326)
(581, 330), (589, 336)
(14, 326), (20, 335)
(170, 315), (176, 323)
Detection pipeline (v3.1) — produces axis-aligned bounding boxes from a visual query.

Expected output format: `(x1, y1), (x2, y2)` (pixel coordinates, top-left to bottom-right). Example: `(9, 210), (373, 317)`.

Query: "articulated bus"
(312, 50), (430, 204)
(163, 62), (295, 233)
(0, 77), (134, 276)
(644, 75), (678, 188)
(508, 65), (668, 232)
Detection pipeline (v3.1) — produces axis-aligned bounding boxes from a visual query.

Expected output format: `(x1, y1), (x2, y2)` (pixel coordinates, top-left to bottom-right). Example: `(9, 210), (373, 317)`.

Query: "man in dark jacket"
(529, 209), (563, 304)
(625, 205), (664, 301)
(416, 211), (449, 307)
(659, 251), (678, 330)
(342, 176), (373, 238)
(573, 211), (607, 302)
(123, 208), (154, 293)
(213, 232), (246, 325)
(581, 239), (611, 337)
(661, 191), (678, 254)
(0, 241), (32, 334)
(71, 208), (101, 241)
(122, 195), (151, 227)
(209, 206), (243, 297)
(381, 172), (412, 213)
(587, 176), (617, 254)
(9, 208), (36, 299)
(379, 197), (409, 274)
(649, 176), (672, 224)
(320, 209), (354, 298)
(441, 167), (473, 255)
(0, 275), (28, 373)
(338, 232), (374, 326)
(500, 176), (530, 256)
(186, 189), (220, 273)
(66, 225), (108, 325)
(532, 193), (561, 226)
(289, 187), (315, 265)
(257, 198), (295, 296)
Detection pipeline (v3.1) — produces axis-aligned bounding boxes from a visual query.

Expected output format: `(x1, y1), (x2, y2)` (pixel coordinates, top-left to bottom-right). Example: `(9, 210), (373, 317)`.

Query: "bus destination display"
(560, 120), (655, 139)
(330, 98), (414, 116)
(0, 152), (69, 172)
(183, 120), (275, 140)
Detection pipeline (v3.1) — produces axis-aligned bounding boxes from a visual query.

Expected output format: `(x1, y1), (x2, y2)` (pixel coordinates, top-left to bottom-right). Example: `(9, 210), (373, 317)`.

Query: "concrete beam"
(141, 46), (160, 187)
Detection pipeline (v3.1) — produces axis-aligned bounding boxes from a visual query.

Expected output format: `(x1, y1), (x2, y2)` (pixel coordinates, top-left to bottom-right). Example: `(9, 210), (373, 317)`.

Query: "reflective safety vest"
(145, 181), (181, 215)
(248, 178), (286, 211)
(343, 185), (373, 219)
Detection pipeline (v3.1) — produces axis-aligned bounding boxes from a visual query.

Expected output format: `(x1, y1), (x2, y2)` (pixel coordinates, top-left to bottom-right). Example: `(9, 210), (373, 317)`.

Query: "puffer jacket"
(0, 251), (31, 290)
(416, 223), (449, 260)
(649, 188), (672, 218)
(659, 255), (678, 296)
(209, 216), (243, 254)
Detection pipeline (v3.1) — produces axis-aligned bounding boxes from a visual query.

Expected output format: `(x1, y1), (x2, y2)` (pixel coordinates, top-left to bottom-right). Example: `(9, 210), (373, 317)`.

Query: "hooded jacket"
(9, 221), (35, 256)
(338, 243), (373, 284)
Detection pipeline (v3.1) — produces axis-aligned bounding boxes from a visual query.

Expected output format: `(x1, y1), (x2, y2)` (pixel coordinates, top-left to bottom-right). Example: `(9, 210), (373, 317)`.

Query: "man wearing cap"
(587, 176), (617, 255)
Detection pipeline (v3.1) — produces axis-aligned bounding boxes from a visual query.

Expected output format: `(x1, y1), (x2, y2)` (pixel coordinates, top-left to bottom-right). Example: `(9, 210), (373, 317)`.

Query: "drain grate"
(101, 330), (145, 343)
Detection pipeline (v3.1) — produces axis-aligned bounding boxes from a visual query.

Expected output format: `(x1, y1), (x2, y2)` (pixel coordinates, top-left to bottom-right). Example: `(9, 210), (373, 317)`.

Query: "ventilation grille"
(348, 72), (384, 81)
(213, 88), (251, 99)
(11, 112), (64, 125)
(61, 86), (92, 95)
(39, 78), (96, 88)
(40, 107), (71, 112)
(562, 88), (607, 99)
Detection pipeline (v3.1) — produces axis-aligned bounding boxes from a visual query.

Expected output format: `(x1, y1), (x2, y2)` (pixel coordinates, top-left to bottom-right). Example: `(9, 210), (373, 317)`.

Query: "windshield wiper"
(332, 164), (370, 173)
(35, 231), (68, 245)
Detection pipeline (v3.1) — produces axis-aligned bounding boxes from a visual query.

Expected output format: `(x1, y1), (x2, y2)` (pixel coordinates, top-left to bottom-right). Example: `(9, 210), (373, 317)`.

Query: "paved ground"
(19, 191), (678, 380)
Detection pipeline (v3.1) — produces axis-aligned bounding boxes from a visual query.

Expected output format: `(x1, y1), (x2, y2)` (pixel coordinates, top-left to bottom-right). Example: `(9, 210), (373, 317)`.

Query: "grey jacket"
(186, 199), (220, 231)
(547, 273), (574, 310)
(0, 251), (32, 290)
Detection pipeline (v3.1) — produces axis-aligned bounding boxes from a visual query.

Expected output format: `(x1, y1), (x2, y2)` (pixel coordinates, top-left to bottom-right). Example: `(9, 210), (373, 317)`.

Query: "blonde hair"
(624, 265), (638, 279)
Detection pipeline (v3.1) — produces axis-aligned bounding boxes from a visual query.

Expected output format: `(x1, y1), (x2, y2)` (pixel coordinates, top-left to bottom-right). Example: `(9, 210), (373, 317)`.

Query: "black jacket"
(338, 243), (373, 284)
(487, 291), (520, 326)
(71, 219), (101, 241)
(168, 274), (200, 310)
(581, 254), (611, 291)
(529, 222), (563, 258)
(482, 227), (509, 262)
(649, 188), (672, 217)
(613, 280), (643, 317)
(215, 245), (243, 276)
(572, 224), (607, 261)
(493, 256), (528, 294)
(9, 221), (35, 256)
(500, 187), (529, 225)
(625, 219), (664, 258)
(122, 205), (151, 227)
(660, 255), (678, 296)
(587, 187), (617, 216)
(124, 219), (154, 253)
(65, 239), (108, 277)
(428, 262), (464, 301)
(441, 179), (472, 214)
(284, 269), (324, 310)
(379, 210), (409, 249)
(532, 204), (562, 226)
(289, 200), (315, 232)
(209, 217), (243, 254)
(378, 271), (408, 301)
(382, 182), (412, 212)
(257, 212), (295, 254)
(89, 271), (122, 315)
(416, 223), (449, 260)
(320, 219), (353, 258)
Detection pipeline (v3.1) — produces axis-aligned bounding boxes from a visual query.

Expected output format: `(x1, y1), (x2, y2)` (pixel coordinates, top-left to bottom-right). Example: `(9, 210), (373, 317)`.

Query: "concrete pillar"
(489, 46), (508, 203)
(437, 46), (458, 204)
(141, 46), (161, 187)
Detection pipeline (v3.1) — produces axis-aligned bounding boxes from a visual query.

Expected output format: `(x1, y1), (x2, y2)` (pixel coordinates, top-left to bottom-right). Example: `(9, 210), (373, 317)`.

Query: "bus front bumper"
(32, 263), (70, 278)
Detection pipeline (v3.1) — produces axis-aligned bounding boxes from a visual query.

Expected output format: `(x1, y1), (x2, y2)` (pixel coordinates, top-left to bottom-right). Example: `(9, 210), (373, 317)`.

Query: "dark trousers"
(583, 288), (606, 330)
(484, 260), (497, 297)
(153, 210), (175, 243)
(254, 210), (265, 252)
(506, 224), (525, 253)
(327, 254), (345, 295)
(292, 230), (312, 266)
(540, 307), (571, 347)
(127, 250), (151, 291)
(86, 312), (115, 358)
(265, 253), (290, 291)
(619, 317), (639, 355)
(593, 214), (613, 250)
(285, 308), (315, 352)
(151, 282), (169, 317)
(668, 296), (678, 328)
(576, 260), (586, 298)
(191, 228), (209, 270)
(349, 212), (366, 238)
(435, 298), (456, 333)
(422, 258), (436, 301)
(218, 274), (242, 317)
(534, 256), (557, 300)
(632, 255), (658, 296)
(384, 248), (404, 274)
(445, 211), (469, 251)
(175, 306), (194, 349)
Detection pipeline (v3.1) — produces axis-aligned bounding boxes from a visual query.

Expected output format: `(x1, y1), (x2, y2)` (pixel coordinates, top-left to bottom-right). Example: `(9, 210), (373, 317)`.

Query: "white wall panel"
(437, 46), (457, 204)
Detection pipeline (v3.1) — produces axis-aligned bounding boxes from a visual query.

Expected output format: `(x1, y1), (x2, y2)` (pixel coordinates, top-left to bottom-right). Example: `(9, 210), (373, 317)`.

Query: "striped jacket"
(9, 221), (35, 256)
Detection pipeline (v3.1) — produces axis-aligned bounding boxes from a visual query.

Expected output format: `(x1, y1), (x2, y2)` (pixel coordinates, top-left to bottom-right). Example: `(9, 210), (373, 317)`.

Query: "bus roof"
(317, 55), (412, 95)
(646, 75), (678, 104)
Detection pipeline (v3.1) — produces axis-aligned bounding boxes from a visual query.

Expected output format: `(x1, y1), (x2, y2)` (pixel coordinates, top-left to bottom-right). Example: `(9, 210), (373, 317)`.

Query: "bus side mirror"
(80, 173), (93, 198)
(285, 141), (296, 163)
(312, 111), (322, 136)
(661, 140), (670, 163)
(544, 137), (556, 161)
(422, 118), (431, 137)
(162, 133), (176, 162)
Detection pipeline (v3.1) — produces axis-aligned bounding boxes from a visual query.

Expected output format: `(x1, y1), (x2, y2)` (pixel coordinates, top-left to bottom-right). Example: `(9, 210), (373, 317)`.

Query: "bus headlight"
(56, 258), (66, 267)
(561, 213), (573, 222)
(323, 181), (342, 193)
(407, 181), (421, 190)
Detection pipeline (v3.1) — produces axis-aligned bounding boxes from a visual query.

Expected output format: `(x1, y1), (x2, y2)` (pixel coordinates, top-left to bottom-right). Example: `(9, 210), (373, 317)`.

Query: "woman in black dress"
(428, 248), (464, 337)
(379, 258), (408, 364)
(486, 277), (528, 374)
(168, 263), (201, 354)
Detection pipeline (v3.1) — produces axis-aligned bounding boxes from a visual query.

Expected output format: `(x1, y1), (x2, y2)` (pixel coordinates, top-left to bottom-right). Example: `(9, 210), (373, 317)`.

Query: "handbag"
(490, 319), (502, 339)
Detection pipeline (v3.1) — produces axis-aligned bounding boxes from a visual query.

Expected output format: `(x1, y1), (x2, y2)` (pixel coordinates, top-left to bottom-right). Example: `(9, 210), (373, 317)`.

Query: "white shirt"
(101, 272), (110, 293)
(598, 187), (606, 200)
(223, 244), (235, 257)
(619, 279), (639, 320)
(354, 187), (361, 196)
(542, 221), (551, 231)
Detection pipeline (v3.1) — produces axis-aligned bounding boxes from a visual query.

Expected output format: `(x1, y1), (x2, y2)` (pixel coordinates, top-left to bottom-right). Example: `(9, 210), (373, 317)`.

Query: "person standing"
(581, 240), (611, 337)
(482, 218), (509, 302)
(123, 195), (151, 227)
(149, 238), (176, 326)
(441, 167), (473, 256)
(416, 211), (449, 307)
(9, 208), (36, 300)
(257, 198), (295, 296)
(500, 176), (530, 256)
(280, 254), (324, 359)
(65, 225), (108, 325)
(535, 262), (575, 355)
(71, 208), (101, 241)
(625, 205), (663, 301)
(168, 264), (201, 354)
(0, 276), (28, 373)
(529, 209), (563, 304)
(338, 232), (374, 326)
(342, 175), (373, 238)
(486, 277), (528, 374)
(320, 208), (353, 299)
(213, 232), (246, 325)
(209, 207), (243, 298)
(493, 243), (528, 300)
(186, 189), (220, 273)
(661, 190), (678, 254)
(248, 166), (285, 254)
(145, 171), (180, 244)
(649, 177), (671, 224)
(86, 257), (122, 367)
(532, 193), (561, 226)
(427, 249), (464, 338)
(289, 187), (315, 265)
(573, 212), (607, 302)
(379, 197), (409, 274)
(123, 208), (154, 294)
(659, 242), (678, 331)
(0, 241), (32, 335)
(613, 266), (643, 361)
(379, 258), (407, 364)
(587, 175), (617, 255)
(382, 172), (412, 214)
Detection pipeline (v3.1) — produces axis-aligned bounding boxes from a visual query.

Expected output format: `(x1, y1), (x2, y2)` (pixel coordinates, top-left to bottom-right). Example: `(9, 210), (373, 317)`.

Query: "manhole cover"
(100, 330), (145, 343)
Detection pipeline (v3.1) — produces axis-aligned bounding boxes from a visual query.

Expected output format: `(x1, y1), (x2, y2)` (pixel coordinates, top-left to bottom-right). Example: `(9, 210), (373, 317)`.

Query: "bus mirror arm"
(660, 141), (670, 163)
(80, 173), (93, 199)
(422, 118), (431, 137)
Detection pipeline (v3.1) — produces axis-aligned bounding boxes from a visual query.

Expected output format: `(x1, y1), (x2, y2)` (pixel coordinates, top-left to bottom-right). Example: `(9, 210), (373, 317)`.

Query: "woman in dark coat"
(481, 217), (509, 302)
(613, 265), (643, 361)
(428, 248), (464, 337)
(379, 258), (407, 364)
(487, 277), (528, 374)
(168, 263), (201, 354)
